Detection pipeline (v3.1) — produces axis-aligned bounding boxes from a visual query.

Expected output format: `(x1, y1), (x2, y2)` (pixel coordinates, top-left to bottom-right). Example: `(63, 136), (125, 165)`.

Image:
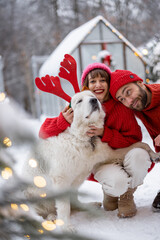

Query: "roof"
(39, 15), (147, 77)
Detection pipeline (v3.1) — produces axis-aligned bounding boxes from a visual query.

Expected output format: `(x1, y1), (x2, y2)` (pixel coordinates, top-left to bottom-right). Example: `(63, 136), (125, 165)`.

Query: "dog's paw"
(150, 151), (160, 163)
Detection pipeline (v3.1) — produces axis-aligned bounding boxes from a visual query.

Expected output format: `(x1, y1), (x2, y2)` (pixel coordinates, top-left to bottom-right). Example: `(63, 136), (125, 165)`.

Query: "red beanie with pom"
(81, 63), (112, 86)
(110, 70), (143, 100)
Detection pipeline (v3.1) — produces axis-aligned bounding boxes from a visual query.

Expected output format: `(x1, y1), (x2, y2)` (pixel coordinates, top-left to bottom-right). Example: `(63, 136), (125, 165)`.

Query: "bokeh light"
(54, 219), (64, 226)
(42, 221), (56, 231)
(92, 55), (97, 60)
(34, 176), (46, 188)
(0, 92), (6, 102)
(38, 229), (44, 234)
(28, 158), (37, 168)
(1, 167), (13, 179)
(20, 204), (29, 212)
(24, 235), (30, 239)
(3, 137), (12, 147)
(11, 203), (18, 210)
(40, 193), (47, 198)
(142, 48), (148, 55)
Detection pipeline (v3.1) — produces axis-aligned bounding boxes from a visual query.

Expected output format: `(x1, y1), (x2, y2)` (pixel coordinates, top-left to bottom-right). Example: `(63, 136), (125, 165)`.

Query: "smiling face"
(115, 81), (149, 111)
(83, 69), (110, 103)
(87, 73), (109, 103)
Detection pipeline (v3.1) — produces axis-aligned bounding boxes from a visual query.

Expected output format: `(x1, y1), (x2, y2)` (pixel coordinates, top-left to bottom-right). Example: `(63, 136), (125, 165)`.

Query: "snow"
(76, 164), (160, 240)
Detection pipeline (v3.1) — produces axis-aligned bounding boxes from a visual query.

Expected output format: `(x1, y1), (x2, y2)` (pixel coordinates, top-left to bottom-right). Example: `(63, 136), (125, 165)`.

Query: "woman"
(39, 63), (151, 218)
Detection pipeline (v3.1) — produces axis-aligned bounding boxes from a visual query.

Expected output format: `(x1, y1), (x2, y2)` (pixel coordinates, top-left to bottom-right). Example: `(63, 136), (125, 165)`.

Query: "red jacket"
(135, 84), (160, 153)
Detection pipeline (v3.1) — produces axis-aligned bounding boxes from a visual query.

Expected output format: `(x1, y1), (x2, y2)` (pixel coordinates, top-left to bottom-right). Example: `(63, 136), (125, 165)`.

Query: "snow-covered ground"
(76, 164), (160, 240)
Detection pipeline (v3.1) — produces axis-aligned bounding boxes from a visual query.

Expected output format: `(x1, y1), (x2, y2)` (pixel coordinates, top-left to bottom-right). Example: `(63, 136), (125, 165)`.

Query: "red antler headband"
(35, 54), (80, 103)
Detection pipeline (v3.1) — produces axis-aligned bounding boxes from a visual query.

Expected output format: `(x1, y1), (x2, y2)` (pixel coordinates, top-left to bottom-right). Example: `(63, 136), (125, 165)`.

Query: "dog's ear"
(81, 86), (89, 91)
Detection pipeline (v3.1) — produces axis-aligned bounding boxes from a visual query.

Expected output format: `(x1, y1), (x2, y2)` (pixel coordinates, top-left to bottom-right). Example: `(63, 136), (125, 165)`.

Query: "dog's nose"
(89, 98), (99, 111)
(90, 98), (98, 105)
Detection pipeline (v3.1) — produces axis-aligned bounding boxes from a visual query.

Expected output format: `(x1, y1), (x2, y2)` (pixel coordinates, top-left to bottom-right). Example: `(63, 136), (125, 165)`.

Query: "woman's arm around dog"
(39, 106), (73, 139)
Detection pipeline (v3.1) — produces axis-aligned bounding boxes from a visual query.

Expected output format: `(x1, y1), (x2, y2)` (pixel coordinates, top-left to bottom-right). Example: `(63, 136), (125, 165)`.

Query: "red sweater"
(39, 98), (142, 148)
(39, 98), (143, 182)
(135, 84), (160, 153)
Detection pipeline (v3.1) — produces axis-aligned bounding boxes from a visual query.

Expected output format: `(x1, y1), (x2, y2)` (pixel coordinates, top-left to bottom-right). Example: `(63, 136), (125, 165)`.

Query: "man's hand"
(86, 125), (104, 137)
(154, 134), (160, 147)
(62, 106), (73, 124)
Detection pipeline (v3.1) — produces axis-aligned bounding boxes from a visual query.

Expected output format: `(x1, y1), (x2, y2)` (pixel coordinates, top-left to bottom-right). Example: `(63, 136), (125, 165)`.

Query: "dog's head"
(70, 91), (105, 137)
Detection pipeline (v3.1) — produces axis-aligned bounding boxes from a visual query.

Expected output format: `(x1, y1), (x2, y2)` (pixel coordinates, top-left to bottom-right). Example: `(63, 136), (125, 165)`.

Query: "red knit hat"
(81, 63), (112, 86)
(110, 70), (143, 100)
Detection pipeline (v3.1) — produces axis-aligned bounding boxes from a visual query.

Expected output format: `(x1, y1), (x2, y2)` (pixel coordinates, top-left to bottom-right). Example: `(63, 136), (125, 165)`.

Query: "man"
(110, 69), (160, 212)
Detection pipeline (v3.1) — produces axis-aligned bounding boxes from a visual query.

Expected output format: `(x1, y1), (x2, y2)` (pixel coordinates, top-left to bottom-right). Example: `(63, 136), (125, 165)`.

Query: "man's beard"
(130, 84), (147, 111)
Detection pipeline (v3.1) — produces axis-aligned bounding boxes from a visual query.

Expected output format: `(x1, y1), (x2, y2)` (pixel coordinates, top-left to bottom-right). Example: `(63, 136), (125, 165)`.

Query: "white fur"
(24, 91), (118, 230)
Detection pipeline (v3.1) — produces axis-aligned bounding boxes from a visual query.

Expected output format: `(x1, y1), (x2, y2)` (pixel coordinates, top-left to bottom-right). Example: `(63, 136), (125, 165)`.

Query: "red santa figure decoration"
(97, 44), (116, 70)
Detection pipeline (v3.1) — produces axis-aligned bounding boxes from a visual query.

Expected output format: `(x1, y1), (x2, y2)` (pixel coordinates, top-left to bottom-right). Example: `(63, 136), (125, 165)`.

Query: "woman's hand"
(154, 134), (160, 147)
(86, 125), (104, 137)
(62, 106), (74, 124)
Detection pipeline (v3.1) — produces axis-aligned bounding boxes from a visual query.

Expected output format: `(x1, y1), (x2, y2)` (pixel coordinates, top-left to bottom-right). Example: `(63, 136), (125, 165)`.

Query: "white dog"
(24, 90), (159, 231)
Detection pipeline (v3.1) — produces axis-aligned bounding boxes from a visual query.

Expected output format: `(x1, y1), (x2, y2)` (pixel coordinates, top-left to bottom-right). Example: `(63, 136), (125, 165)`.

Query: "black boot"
(152, 191), (160, 212)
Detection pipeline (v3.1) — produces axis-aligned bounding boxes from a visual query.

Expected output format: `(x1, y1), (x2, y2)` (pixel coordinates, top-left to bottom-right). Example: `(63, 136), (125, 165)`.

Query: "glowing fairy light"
(40, 193), (47, 198)
(1, 167), (13, 179)
(0, 92), (6, 102)
(119, 35), (123, 39)
(146, 78), (150, 83)
(3, 137), (12, 147)
(24, 235), (30, 239)
(20, 204), (29, 212)
(42, 221), (56, 231)
(134, 52), (139, 57)
(11, 203), (18, 210)
(54, 219), (64, 226)
(28, 158), (37, 168)
(38, 229), (44, 234)
(92, 55), (97, 60)
(34, 176), (46, 188)
(142, 48), (148, 55)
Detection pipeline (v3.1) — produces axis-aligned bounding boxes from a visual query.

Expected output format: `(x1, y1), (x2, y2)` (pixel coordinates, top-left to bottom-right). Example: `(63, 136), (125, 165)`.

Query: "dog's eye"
(77, 99), (82, 104)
